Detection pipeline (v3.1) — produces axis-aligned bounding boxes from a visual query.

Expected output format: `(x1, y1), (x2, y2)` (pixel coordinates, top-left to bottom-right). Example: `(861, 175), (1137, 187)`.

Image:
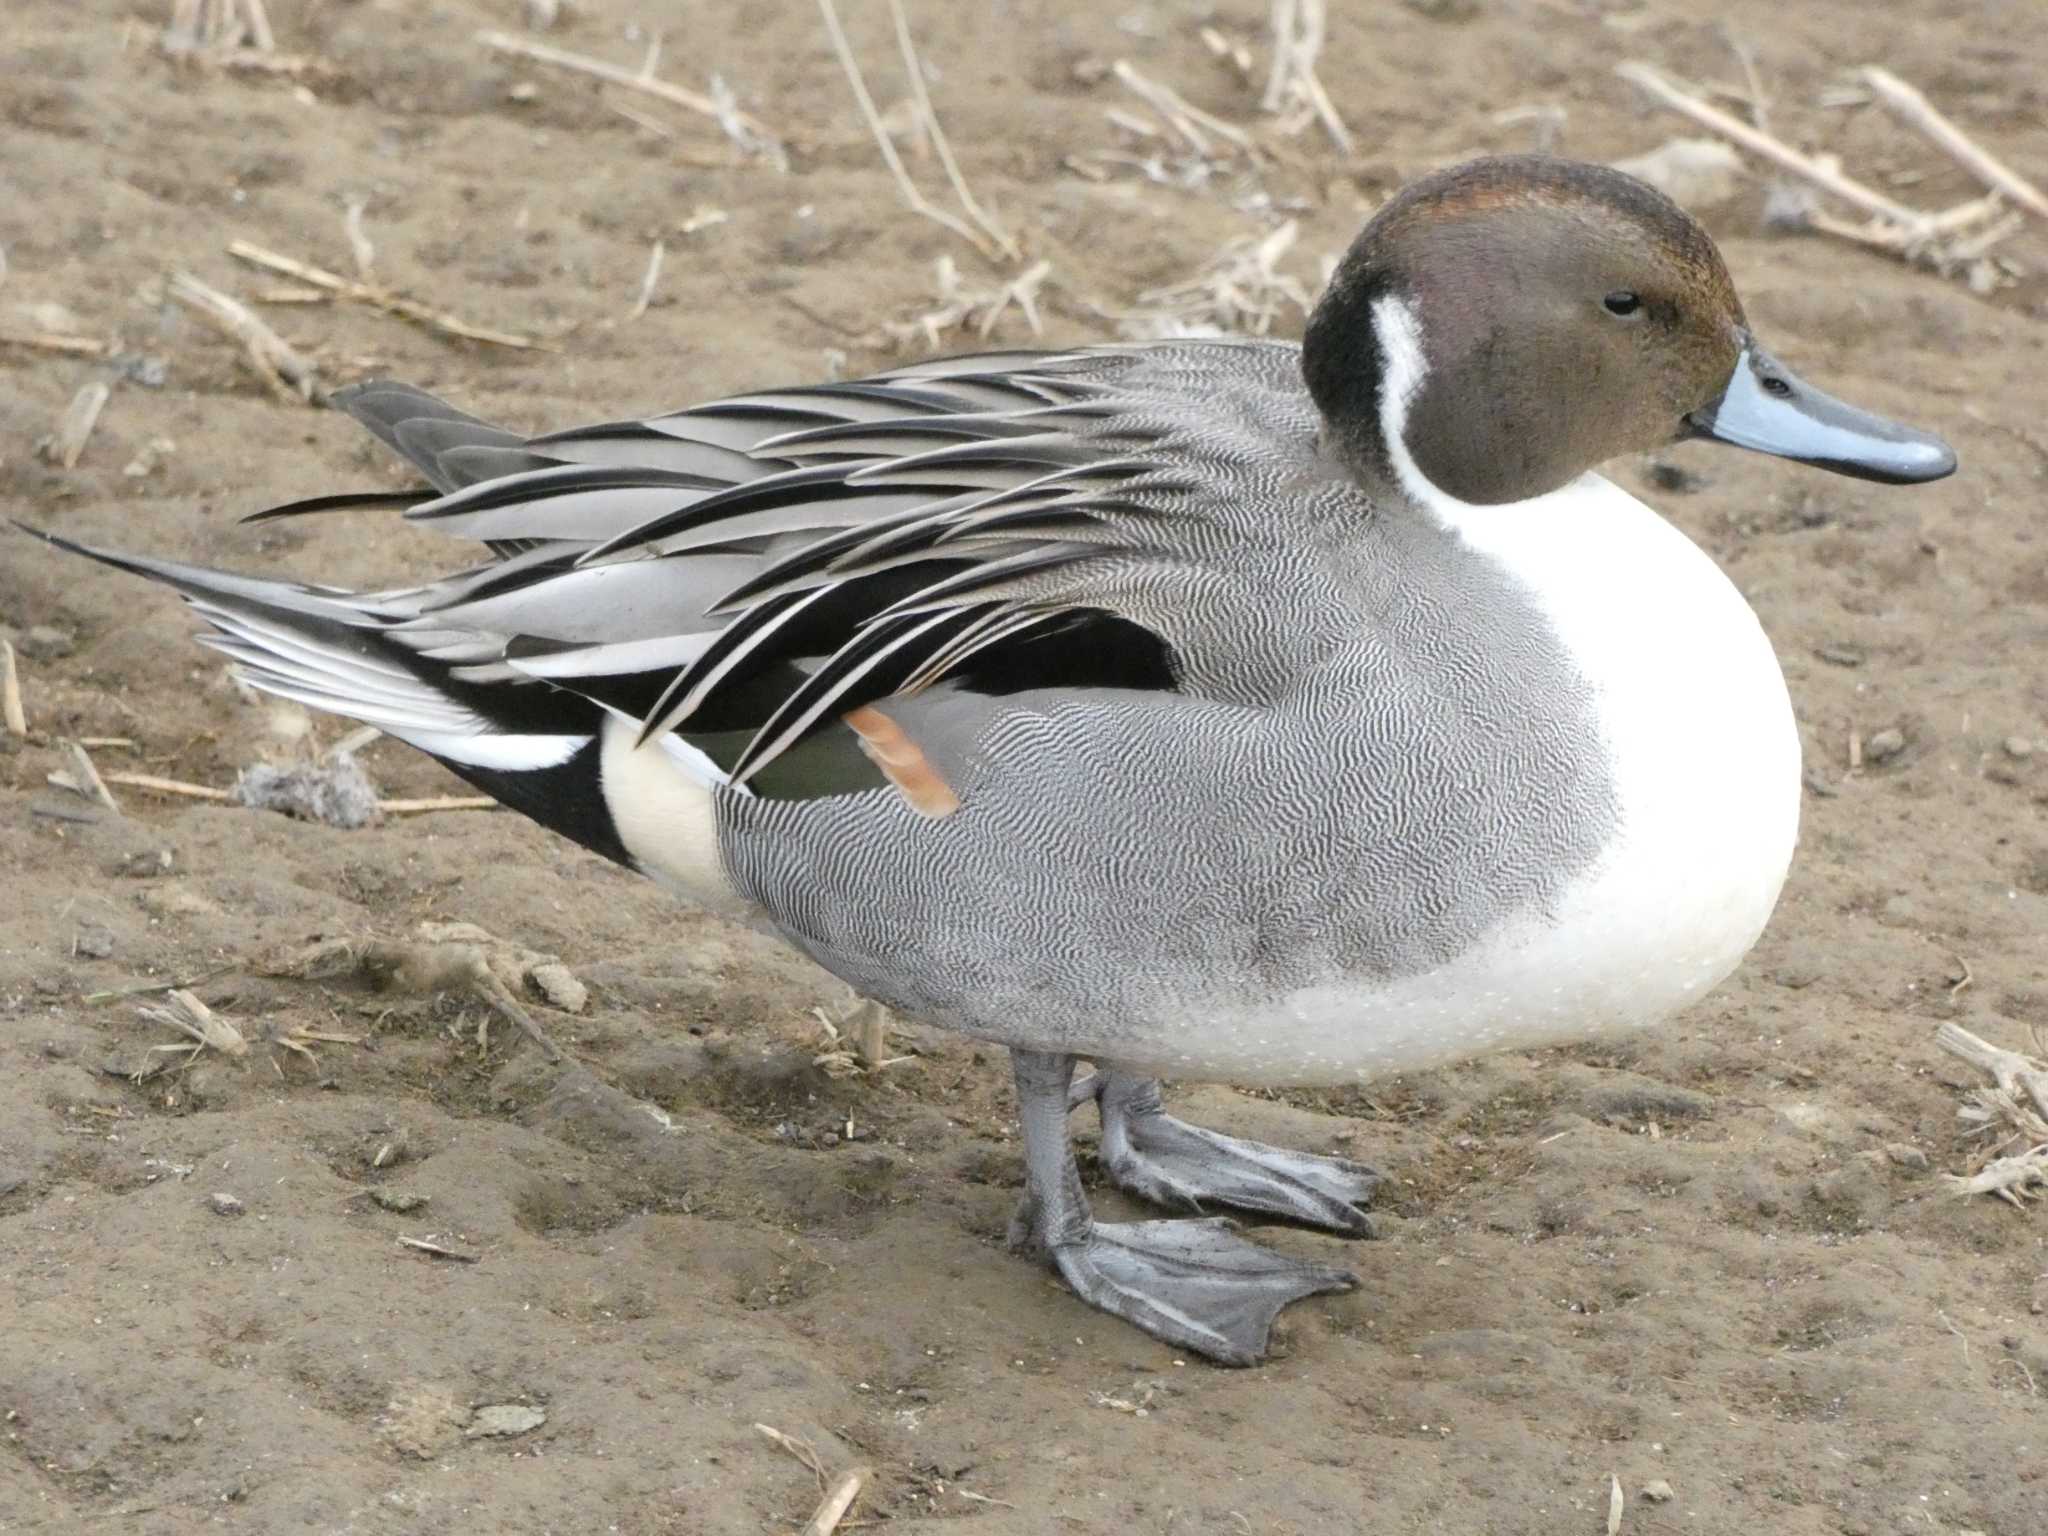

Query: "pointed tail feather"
(11, 523), (672, 867)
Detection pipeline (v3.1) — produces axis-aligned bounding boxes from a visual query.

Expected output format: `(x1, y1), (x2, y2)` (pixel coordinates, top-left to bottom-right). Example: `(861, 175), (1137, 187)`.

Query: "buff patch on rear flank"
(845, 705), (961, 818)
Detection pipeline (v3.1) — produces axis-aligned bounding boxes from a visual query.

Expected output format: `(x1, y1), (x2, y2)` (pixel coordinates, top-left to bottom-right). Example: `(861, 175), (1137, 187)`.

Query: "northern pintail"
(28, 155), (1956, 1364)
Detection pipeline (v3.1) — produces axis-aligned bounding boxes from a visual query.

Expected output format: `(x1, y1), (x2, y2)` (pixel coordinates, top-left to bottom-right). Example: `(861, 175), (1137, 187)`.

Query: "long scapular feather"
(21, 345), (1188, 799)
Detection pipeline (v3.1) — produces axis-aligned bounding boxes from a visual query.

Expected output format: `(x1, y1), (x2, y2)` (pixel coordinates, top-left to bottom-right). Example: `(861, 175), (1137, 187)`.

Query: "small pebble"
(1612, 137), (1744, 209)
(2005, 736), (2036, 760)
(1769, 955), (1821, 990)
(20, 624), (76, 660)
(74, 927), (114, 960)
(111, 353), (168, 389)
(1863, 727), (1907, 764)
(122, 435), (176, 478)
(1641, 1479), (1674, 1503)
(529, 961), (587, 1014)
(466, 1403), (547, 1438)
(208, 1192), (244, 1217)
(1645, 460), (1704, 494)
(1884, 1144), (1929, 1173)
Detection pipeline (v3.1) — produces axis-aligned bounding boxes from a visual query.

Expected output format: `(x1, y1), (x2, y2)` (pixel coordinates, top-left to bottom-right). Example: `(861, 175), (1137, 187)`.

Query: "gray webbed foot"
(1010, 1049), (1355, 1365)
(1049, 1217), (1357, 1367)
(1089, 1073), (1382, 1237)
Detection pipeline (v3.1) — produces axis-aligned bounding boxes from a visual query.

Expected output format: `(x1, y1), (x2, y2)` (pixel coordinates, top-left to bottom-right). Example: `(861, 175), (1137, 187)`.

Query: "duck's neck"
(1303, 281), (1587, 508)
(1300, 264), (1395, 485)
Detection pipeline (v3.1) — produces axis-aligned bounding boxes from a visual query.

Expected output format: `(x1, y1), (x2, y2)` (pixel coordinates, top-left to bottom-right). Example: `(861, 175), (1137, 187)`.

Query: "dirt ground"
(4, 2), (2047, 1532)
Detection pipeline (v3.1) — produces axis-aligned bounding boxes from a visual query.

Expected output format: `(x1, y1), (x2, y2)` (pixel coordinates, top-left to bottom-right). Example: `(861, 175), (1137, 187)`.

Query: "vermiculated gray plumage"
(712, 343), (1619, 1072)
(32, 342), (1618, 1075)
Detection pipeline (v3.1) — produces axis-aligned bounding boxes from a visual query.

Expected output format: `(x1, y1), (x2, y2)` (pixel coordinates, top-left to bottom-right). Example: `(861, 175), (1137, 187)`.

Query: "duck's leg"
(1008, 1048), (1356, 1366)
(1074, 1071), (1381, 1236)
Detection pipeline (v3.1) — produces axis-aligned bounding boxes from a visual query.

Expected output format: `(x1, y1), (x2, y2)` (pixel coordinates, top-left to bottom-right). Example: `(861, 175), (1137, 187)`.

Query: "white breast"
(1374, 469), (1802, 1060)
(1116, 299), (1802, 1086)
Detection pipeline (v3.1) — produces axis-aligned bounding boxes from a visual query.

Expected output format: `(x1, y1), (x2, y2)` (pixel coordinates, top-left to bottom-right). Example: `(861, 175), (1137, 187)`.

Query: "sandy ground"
(4, 2), (2048, 1533)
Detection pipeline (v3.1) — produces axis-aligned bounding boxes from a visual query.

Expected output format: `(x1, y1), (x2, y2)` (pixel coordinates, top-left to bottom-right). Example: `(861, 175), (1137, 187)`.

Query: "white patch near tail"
(187, 596), (592, 778)
(597, 714), (743, 912)
(394, 730), (586, 773)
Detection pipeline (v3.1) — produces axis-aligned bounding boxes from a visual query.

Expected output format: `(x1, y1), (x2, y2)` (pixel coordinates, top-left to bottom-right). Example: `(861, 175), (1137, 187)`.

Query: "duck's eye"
(1603, 291), (1644, 318)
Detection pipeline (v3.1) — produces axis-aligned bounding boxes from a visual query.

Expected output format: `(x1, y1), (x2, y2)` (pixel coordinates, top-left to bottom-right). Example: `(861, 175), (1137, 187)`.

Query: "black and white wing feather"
(27, 351), (1193, 863)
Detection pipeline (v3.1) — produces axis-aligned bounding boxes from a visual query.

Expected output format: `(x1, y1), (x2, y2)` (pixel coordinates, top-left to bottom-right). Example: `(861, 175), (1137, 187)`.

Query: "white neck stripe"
(1372, 292), (1496, 523)
(1370, 291), (1596, 529)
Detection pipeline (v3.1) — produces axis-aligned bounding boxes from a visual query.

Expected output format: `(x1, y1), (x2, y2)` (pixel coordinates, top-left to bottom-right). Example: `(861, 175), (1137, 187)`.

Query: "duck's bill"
(1684, 340), (1956, 484)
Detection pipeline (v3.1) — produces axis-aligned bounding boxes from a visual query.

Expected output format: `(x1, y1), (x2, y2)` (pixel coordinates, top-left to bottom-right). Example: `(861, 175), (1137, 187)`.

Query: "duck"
(24, 155), (1955, 1366)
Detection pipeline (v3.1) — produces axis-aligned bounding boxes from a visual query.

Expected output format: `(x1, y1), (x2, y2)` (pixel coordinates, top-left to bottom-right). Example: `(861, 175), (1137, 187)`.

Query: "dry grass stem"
(1260, 0), (1299, 111)
(801, 1469), (868, 1536)
(1495, 103), (1568, 155)
(754, 1423), (828, 1490)
(328, 725), (382, 757)
(1801, 203), (2023, 271)
(1938, 1022), (2048, 1122)
(629, 239), (665, 320)
(1105, 220), (1310, 339)
(104, 772), (230, 801)
(1720, 26), (1771, 132)
(1114, 59), (1260, 161)
(98, 768), (493, 814)
(162, 0), (323, 77)
(1861, 67), (2048, 222)
(605, 99), (675, 140)
(1937, 1022), (2048, 1208)
(1949, 1146), (2048, 1206)
(242, 0), (276, 51)
(398, 1236), (480, 1263)
(164, 0), (271, 53)
(375, 794), (498, 814)
(0, 330), (109, 358)
(1620, 62), (2023, 284)
(342, 197), (375, 281)
(0, 639), (25, 737)
(885, 0), (1019, 259)
(1618, 63), (1922, 225)
(39, 382), (111, 469)
(225, 240), (547, 352)
(851, 999), (888, 1068)
(168, 270), (317, 400)
(475, 29), (787, 170)
(864, 256), (1051, 351)
(58, 738), (122, 812)
(1261, 0), (1353, 154)
(705, 72), (790, 171)
(265, 926), (570, 1064)
(137, 988), (249, 1075)
(811, 997), (912, 1076)
(815, 0), (1008, 261)
(1202, 26), (1254, 82)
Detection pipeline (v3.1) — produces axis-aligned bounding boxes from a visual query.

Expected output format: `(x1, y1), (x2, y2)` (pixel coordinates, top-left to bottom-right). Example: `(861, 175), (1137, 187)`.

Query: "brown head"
(1301, 155), (1954, 505)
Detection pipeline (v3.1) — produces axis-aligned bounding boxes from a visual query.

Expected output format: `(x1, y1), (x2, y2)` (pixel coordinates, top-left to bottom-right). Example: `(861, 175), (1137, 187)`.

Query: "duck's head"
(1302, 154), (1956, 506)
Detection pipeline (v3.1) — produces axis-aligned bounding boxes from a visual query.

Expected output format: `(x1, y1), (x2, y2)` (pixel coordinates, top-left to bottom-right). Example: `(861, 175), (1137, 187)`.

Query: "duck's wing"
(29, 352), (1200, 862)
